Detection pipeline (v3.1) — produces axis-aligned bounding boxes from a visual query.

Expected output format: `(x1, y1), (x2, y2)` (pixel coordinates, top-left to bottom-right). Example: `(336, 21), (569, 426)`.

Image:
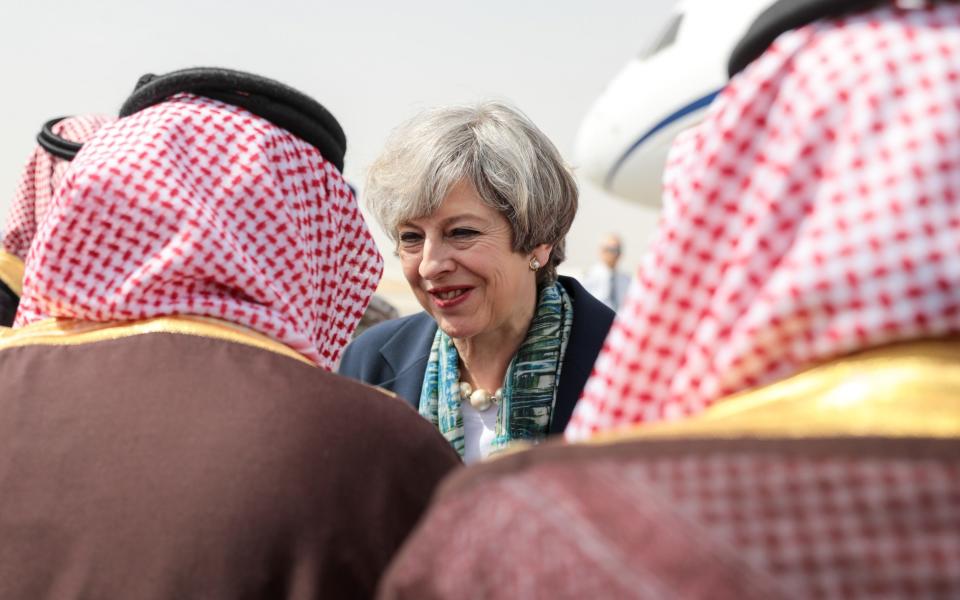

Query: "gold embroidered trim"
(0, 251), (24, 297)
(0, 315), (315, 366)
(587, 339), (960, 443)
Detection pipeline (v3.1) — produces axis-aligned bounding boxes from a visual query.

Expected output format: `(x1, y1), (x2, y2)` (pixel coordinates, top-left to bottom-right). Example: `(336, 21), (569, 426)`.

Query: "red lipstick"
(427, 286), (473, 309)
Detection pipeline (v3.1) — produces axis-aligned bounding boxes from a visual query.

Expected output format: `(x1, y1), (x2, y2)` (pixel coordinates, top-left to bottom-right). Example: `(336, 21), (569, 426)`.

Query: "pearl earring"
(529, 257), (541, 271)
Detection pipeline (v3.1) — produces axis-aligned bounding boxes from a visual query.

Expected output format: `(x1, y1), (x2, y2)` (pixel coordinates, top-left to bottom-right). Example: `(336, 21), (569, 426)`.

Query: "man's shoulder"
(580, 264), (612, 291)
(582, 262), (607, 278)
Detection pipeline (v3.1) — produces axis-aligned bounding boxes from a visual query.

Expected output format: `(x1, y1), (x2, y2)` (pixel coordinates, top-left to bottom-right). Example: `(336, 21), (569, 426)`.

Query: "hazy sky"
(0, 0), (674, 294)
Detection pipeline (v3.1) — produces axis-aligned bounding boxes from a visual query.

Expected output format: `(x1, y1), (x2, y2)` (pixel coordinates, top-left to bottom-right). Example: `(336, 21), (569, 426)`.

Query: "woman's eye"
(398, 232), (423, 244)
(449, 228), (479, 239)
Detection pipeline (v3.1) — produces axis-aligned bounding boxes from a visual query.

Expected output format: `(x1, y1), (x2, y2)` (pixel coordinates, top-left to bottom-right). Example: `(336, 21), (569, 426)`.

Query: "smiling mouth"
(427, 286), (473, 307)
(434, 289), (468, 300)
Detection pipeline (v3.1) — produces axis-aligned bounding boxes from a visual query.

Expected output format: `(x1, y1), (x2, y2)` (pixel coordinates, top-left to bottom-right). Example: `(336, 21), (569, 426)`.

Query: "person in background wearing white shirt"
(583, 233), (631, 311)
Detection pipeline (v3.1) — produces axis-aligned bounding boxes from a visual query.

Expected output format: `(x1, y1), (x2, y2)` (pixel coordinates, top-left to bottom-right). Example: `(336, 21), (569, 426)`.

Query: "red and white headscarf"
(16, 94), (383, 369)
(567, 4), (960, 440)
(3, 114), (115, 260)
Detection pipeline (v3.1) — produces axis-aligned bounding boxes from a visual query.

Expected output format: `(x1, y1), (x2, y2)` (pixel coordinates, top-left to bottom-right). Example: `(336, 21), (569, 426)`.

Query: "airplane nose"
(573, 92), (625, 195)
(573, 59), (646, 197)
(574, 51), (724, 208)
(574, 58), (686, 207)
(574, 0), (773, 207)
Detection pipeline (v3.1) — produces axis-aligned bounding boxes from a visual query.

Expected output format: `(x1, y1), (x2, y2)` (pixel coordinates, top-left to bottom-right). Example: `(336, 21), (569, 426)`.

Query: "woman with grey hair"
(339, 102), (615, 463)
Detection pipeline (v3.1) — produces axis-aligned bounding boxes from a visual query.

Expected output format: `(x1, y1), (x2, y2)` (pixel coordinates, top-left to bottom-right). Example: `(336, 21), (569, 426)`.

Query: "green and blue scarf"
(418, 281), (573, 458)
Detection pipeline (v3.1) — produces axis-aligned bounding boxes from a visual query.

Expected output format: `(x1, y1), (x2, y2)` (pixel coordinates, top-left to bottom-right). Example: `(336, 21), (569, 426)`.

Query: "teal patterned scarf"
(418, 281), (573, 458)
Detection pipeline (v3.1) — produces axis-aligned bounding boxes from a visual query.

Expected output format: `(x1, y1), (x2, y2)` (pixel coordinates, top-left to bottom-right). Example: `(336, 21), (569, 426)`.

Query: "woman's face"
(397, 180), (547, 342)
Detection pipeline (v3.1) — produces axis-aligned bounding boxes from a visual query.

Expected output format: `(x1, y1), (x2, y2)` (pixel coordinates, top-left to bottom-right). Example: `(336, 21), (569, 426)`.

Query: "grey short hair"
(364, 101), (578, 283)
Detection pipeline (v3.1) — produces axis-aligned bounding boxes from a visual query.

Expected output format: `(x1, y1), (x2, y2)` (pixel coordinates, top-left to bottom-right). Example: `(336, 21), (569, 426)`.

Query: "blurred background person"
(581, 232), (631, 310)
(340, 102), (615, 463)
(378, 2), (960, 597)
(0, 71), (460, 599)
(0, 115), (114, 326)
(353, 294), (400, 339)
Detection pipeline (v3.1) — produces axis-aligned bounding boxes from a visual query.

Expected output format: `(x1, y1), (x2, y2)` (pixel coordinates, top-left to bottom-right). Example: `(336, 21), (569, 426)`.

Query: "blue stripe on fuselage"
(604, 88), (723, 189)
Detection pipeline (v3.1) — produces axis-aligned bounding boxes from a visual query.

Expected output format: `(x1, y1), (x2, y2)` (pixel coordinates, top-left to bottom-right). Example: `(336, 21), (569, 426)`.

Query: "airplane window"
(640, 13), (683, 59)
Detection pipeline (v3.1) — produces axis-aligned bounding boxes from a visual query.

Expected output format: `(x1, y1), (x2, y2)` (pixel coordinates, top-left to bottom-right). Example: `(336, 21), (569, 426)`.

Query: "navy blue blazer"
(338, 276), (615, 435)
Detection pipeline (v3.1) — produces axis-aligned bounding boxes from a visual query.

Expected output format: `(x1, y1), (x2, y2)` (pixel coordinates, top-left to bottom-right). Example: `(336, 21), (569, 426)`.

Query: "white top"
(461, 400), (500, 465)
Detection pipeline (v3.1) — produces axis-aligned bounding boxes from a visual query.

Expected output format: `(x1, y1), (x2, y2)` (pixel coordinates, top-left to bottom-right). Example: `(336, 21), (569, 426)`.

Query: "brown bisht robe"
(0, 317), (461, 599)
(379, 340), (960, 599)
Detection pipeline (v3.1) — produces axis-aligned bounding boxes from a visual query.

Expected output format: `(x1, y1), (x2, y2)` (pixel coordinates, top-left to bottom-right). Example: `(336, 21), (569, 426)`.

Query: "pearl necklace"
(457, 381), (503, 412)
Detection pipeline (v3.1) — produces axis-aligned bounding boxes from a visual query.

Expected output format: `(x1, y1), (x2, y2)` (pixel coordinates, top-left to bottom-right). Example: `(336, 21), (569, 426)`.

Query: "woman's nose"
(419, 238), (454, 280)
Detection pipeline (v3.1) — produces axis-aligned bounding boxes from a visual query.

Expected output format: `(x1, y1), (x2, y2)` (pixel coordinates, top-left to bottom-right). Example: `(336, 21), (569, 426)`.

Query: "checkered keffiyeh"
(15, 94), (383, 369)
(3, 115), (115, 260)
(379, 439), (960, 599)
(567, 5), (960, 440)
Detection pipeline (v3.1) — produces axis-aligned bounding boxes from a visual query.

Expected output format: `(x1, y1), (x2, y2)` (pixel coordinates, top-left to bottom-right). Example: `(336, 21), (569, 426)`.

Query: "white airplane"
(575, 0), (772, 206)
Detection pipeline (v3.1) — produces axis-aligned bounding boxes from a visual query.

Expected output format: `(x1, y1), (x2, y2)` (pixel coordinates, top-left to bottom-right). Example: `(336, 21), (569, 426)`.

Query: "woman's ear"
(532, 243), (553, 268)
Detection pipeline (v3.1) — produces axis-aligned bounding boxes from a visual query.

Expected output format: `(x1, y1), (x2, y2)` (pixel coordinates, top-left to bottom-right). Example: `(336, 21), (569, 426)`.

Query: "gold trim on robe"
(0, 315), (315, 366)
(0, 251), (24, 297)
(587, 338), (960, 443)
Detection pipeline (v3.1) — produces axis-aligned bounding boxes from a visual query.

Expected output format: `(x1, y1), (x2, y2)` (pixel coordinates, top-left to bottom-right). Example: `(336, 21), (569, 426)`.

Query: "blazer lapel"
(377, 313), (437, 408)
